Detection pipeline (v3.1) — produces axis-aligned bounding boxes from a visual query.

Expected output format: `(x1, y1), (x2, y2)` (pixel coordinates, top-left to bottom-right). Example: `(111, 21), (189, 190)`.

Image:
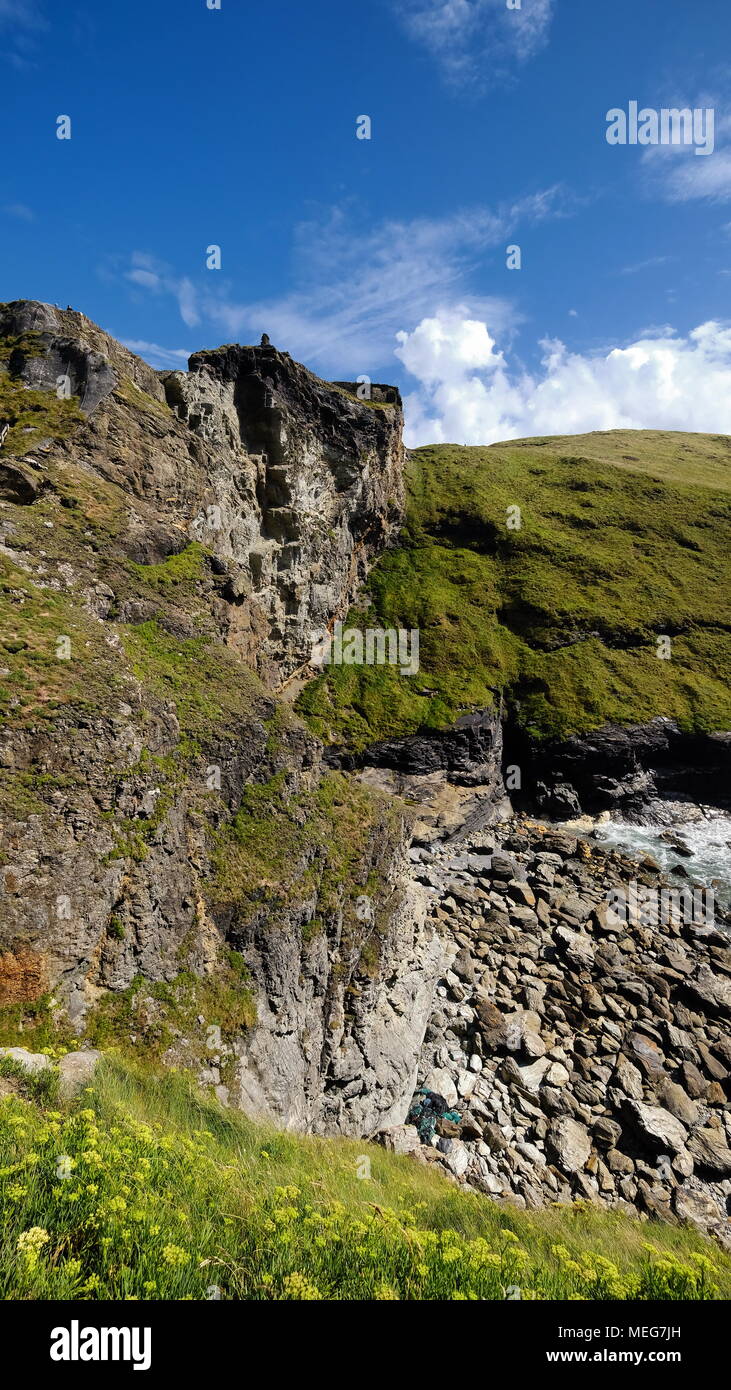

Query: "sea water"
(561, 807), (731, 908)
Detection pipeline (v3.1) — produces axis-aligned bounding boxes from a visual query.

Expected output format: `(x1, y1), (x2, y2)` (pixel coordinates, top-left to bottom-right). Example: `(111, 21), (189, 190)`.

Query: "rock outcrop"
(161, 341), (405, 687)
(509, 716), (731, 818)
(0, 300), (405, 688)
(0, 300), (430, 1137)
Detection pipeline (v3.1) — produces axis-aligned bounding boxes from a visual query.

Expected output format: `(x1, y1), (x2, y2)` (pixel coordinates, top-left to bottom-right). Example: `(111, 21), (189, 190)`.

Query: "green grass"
(0, 1057), (727, 1300)
(0, 998), (76, 1053)
(120, 620), (265, 746)
(112, 375), (172, 422)
(128, 542), (208, 590)
(0, 331), (47, 363)
(0, 371), (83, 456)
(0, 556), (126, 729)
(509, 427), (731, 492)
(86, 955), (257, 1062)
(297, 433), (731, 746)
(329, 382), (398, 412)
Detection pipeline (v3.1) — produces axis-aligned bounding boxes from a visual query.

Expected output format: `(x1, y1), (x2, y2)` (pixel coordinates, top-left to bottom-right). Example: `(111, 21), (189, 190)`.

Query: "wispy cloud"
(0, 0), (47, 69)
(121, 339), (192, 371)
(617, 255), (672, 276)
(104, 251), (202, 329)
(2, 201), (34, 221)
(114, 188), (568, 375)
(391, 0), (554, 86)
(642, 101), (731, 203)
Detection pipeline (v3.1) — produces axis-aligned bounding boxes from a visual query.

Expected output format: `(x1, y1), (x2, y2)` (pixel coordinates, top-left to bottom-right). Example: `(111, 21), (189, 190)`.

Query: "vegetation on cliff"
(0, 1057), (727, 1301)
(297, 431), (731, 747)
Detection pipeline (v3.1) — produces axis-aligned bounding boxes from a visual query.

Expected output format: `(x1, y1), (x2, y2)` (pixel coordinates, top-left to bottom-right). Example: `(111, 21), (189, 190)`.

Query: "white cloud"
(121, 253), (201, 329)
(642, 103), (731, 202)
(122, 339), (192, 370)
(0, 0), (46, 68)
(618, 255), (672, 276)
(393, 0), (554, 84)
(654, 148), (731, 203)
(116, 189), (565, 375)
(2, 201), (34, 220)
(127, 269), (160, 290)
(396, 312), (731, 446)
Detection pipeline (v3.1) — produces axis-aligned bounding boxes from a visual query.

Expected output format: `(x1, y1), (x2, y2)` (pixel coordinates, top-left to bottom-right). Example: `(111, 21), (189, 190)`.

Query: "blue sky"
(2, 0), (731, 444)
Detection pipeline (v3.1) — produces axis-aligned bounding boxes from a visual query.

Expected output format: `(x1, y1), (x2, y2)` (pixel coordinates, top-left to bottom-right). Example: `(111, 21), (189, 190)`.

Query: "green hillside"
(297, 432), (731, 747)
(509, 429), (731, 493)
(0, 1055), (726, 1301)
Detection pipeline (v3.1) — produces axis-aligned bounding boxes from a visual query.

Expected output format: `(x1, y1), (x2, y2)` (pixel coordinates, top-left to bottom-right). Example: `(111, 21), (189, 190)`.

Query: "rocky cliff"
(1, 301), (729, 1246)
(0, 300), (440, 1136)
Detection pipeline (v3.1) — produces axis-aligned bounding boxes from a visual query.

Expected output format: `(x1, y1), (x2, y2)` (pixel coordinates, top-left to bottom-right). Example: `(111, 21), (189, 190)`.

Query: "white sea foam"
(586, 810), (731, 905)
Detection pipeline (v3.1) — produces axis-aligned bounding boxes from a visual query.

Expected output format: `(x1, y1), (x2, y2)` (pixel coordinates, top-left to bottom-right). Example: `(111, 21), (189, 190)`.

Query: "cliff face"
(0, 301), (405, 687)
(0, 300), (441, 1136)
(162, 343), (405, 687)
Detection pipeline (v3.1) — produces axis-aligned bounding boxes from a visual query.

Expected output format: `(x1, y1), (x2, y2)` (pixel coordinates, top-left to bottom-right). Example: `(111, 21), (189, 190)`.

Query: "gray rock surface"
(58, 1049), (103, 1100)
(0, 302), (431, 1139)
(406, 816), (731, 1245)
(0, 1046), (53, 1076)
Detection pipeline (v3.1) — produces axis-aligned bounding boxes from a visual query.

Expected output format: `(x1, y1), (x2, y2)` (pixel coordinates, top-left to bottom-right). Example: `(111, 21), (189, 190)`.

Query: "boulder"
(456, 1069), (476, 1099)
(507, 881), (536, 908)
(683, 966), (731, 1021)
(554, 926), (594, 970)
(592, 1116), (622, 1149)
(58, 1049), (102, 1100)
(688, 1128), (731, 1177)
(512, 1056), (551, 1095)
(655, 1077), (699, 1128)
(546, 1115), (591, 1174)
(452, 948), (476, 985)
(374, 1124), (421, 1156)
(628, 1032), (667, 1083)
(613, 1054), (644, 1102)
(0, 1047), (53, 1077)
(489, 853), (516, 880)
(679, 1061), (710, 1099)
(483, 1122), (509, 1153)
(606, 1148), (635, 1175)
(442, 1140), (471, 1179)
(623, 1099), (688, 1154)
(422, 1067), (458, 1108)
(673, 1185), (722, 1229)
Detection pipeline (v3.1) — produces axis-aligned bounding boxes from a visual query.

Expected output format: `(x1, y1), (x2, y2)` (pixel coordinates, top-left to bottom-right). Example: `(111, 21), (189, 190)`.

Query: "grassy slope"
(297, 431), (731, 747)
(0, 1056), (727, 1301)
(509, 428), (731, 492)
